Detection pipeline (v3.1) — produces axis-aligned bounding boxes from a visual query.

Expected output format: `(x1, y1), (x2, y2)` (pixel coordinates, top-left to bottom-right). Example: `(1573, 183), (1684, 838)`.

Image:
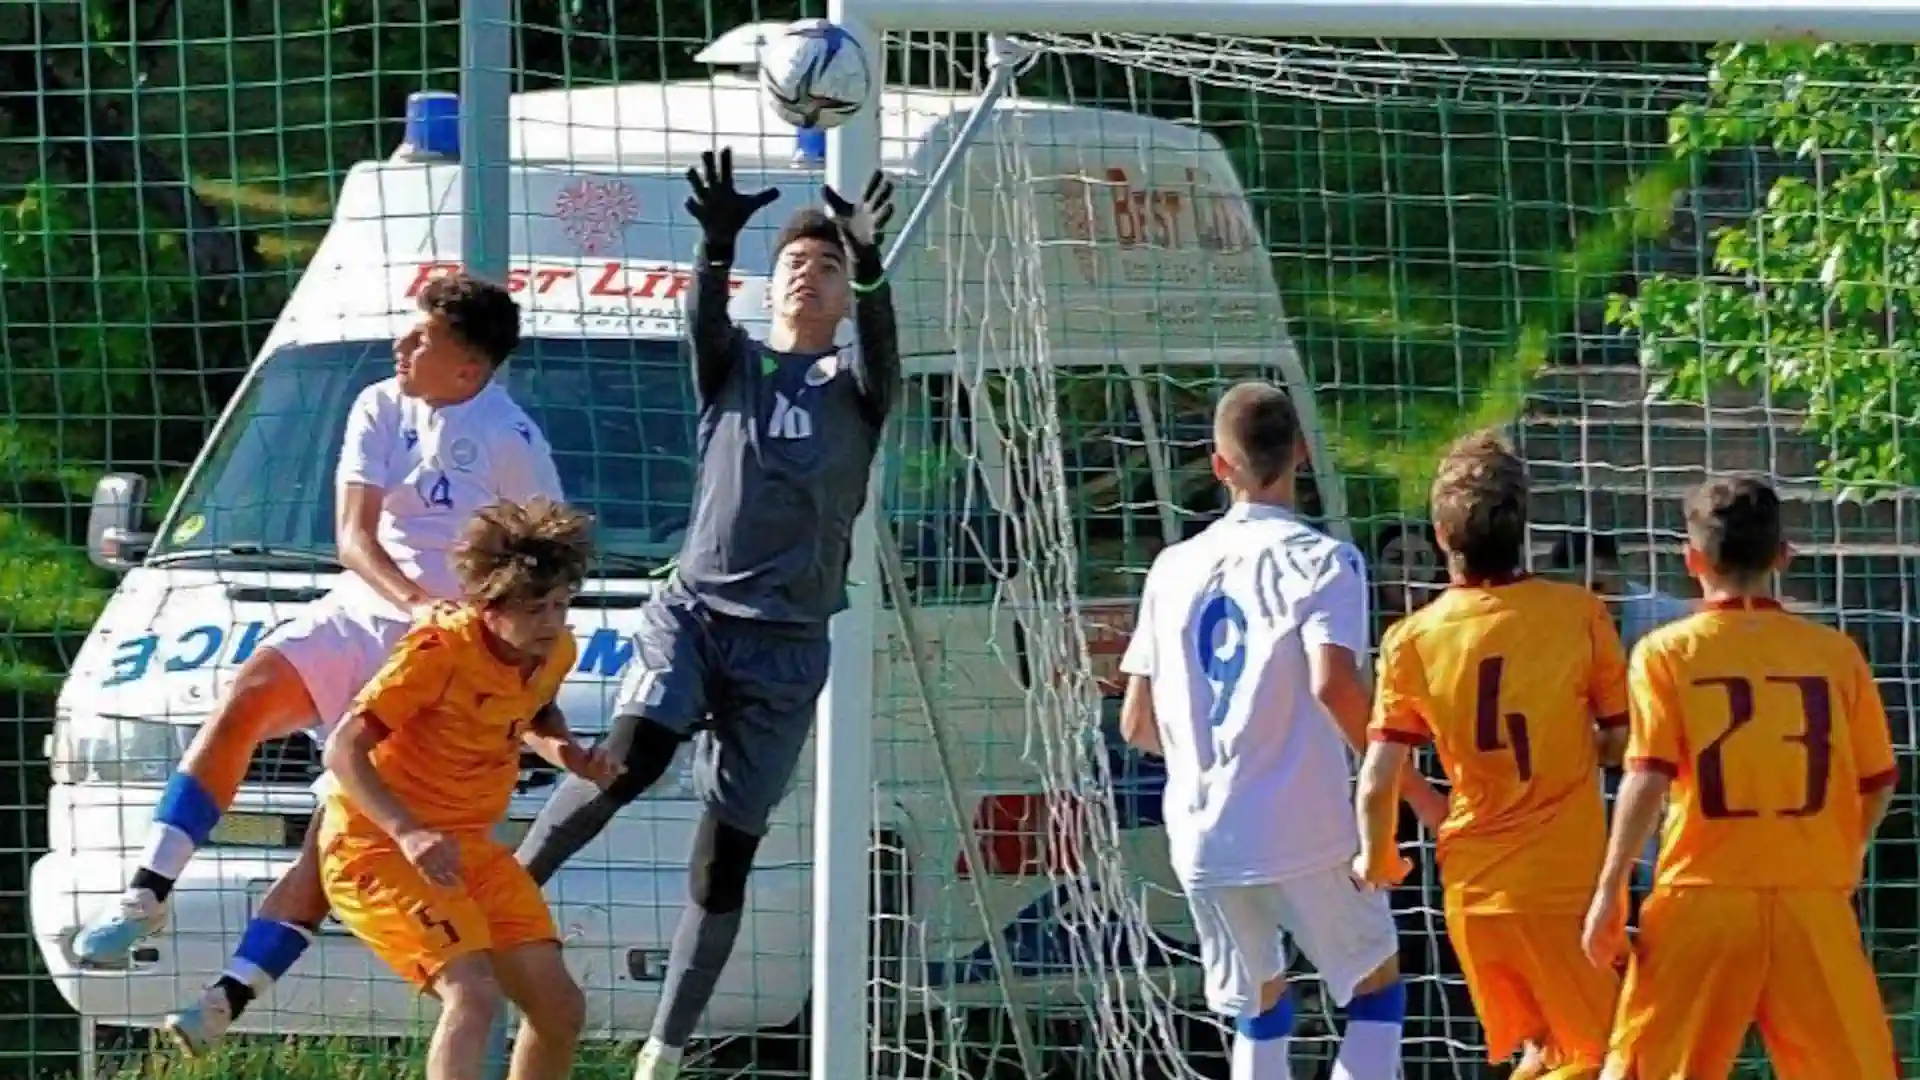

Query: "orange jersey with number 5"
(1372, 576), (1629, 914)
(1626, 597), (1896, 891)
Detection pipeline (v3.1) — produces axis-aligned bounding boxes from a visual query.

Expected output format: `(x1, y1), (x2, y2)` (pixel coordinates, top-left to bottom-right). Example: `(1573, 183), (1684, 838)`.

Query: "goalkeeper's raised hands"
(824, 171), (896, 284)
(685, 147), (780, 262)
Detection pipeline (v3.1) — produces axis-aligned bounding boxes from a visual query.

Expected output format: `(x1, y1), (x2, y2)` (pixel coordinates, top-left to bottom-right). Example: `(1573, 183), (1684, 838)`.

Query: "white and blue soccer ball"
(758, 19), (873, 131)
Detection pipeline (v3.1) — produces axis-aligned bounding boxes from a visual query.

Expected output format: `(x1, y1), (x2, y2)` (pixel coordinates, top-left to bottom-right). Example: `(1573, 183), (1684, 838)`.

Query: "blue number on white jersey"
(420, 472), (453, 510)
(1193, 585), (1248, 769)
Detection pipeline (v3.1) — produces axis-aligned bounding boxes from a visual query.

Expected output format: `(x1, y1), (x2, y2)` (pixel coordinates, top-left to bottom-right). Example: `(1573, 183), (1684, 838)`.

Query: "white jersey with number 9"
(1119, 501), (1372, 889)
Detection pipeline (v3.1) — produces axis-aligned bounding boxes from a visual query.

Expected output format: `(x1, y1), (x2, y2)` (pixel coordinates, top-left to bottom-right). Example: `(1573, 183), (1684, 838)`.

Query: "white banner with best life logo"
(407, 259), (775, 336)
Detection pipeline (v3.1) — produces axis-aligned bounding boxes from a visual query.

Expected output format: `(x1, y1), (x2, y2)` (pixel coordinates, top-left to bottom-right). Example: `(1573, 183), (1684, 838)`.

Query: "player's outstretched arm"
(825, 172), (901, 426)
(521, 703), (625, 788)
(684, 147), (779, 405)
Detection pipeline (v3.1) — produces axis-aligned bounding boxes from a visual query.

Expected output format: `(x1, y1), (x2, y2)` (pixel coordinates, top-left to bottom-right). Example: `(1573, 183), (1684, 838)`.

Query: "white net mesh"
(864, 29), (1920, 1080)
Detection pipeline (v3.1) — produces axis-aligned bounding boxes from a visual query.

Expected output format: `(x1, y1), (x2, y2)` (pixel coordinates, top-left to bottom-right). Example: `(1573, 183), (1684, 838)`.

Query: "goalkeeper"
(512, 147), (899, 1080)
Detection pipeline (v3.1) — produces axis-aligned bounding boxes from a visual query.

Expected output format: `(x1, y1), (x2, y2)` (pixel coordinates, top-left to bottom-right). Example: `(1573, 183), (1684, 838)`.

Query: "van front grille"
(244, 736), (324, 786)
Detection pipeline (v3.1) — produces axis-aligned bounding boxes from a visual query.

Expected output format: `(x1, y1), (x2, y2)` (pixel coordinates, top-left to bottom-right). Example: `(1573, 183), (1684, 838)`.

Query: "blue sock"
(134, 773), (224, 895)
(155, 772), (222, 846)
(227, 918), (313, 986)
(1233, 990), (1295, 1079)
(1335, 981), (1404, 1080)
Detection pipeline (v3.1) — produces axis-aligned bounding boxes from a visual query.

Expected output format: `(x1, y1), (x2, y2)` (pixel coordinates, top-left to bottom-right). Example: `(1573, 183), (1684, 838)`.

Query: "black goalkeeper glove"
(824, 171), (897, 288)
(685, 147), (780, 265)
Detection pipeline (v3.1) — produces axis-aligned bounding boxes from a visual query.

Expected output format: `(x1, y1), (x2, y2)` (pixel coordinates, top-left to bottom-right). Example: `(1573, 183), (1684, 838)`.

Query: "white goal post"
(812, 2), (1920, 1079)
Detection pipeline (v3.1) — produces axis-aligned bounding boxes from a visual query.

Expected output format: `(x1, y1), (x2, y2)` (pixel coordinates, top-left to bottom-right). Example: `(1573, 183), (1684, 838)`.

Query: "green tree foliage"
(1614, 41), (1920, 495)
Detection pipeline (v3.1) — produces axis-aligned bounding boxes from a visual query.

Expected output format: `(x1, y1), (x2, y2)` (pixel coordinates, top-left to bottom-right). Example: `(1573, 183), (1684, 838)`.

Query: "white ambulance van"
(30, 27), (1335, 1047)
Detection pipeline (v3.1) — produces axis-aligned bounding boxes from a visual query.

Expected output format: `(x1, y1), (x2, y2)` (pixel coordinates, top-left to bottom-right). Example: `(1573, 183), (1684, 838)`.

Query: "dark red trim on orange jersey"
(1860, 768), (1898, 794)
(1450, 571), (1532, 589)
(1370, 728), (1429, 745)
(1596, 712), (1630, 730)
(1701, 596), (1784, 612)
(1626, 756), (1677, 777)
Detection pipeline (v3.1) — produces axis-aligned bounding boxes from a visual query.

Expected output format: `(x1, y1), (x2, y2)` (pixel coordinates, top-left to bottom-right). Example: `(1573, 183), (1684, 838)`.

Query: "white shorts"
(265, 595), (413, 741)
(1186, 865), (1399, 1018)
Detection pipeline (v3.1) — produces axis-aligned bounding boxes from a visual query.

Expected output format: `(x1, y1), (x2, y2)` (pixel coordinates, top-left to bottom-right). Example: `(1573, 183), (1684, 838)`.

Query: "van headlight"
(49, 712), (191, 785)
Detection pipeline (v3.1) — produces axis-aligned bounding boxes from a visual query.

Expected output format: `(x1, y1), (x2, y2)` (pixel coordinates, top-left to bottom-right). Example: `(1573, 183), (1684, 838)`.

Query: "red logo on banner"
(554, 179), (642, 255)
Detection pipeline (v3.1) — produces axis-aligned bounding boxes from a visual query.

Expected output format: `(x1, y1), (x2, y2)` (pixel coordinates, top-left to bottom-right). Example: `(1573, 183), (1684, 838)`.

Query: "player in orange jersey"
(1355, 431), (1629, 1080)
(321, 497), (621, 1080)
(1583, 476), (1899, 1080)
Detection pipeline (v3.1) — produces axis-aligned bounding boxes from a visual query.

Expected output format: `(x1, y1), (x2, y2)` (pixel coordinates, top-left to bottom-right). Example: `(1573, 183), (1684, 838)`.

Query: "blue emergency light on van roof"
(793, 126), (826, 167)
(399, 91), (461, 161)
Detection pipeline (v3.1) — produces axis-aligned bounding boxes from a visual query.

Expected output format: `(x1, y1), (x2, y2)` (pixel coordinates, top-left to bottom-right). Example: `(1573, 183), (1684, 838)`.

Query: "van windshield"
(150, 337), (695, 572)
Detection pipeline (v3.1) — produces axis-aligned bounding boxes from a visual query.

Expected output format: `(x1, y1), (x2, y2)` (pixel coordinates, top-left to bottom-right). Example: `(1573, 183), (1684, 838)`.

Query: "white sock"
(1331, 1019), (1401, 1080)
(635, 1038), (682, 1077)
(1232, 1031), (1292, 1080)
(139, 823), (195, 883)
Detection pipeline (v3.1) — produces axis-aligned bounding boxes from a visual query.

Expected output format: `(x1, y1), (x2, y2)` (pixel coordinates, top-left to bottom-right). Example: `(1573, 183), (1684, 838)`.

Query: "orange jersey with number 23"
(1627, 597), (1895, 890)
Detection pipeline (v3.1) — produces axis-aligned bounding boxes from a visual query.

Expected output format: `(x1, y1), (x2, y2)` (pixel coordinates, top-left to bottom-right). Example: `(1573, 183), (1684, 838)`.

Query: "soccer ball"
(759, 19), (872, 131)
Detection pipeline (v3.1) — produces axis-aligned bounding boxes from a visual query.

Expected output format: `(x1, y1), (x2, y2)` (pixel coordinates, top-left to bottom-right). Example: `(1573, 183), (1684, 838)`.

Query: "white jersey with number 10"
(1120, 502), (1373, 890)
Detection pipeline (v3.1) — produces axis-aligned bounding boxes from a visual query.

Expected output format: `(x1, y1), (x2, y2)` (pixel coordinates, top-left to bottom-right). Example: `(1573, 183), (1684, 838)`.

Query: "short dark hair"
(1213, 382), (1299, 487)
(1547, 528), (1621, 570)
(417, 270), (522, 367)
(452, 497), (595, 608)
(773, 208), (846, 265)
(1429, 430), (1529, 579)
(1684, 475), (1784, 584)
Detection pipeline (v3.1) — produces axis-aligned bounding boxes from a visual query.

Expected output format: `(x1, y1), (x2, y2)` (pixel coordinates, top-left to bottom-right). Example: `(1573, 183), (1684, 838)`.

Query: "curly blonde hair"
(451, 497), (595, 607)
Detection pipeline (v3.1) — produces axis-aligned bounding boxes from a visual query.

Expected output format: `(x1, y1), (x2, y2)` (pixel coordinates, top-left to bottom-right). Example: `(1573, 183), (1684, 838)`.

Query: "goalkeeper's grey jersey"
(670, 261), (899, 628)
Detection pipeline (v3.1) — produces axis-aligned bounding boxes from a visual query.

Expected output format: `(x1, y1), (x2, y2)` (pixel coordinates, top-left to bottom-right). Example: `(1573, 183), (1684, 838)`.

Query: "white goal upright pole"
(836, 0), (1920, 39)
(813, 6), (883, 1079)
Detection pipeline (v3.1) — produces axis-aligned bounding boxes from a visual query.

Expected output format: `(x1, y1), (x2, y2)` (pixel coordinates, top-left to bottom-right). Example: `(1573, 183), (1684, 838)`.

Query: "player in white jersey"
(1119, 383), (1445, 1080)
(67, 271), (565, 1053)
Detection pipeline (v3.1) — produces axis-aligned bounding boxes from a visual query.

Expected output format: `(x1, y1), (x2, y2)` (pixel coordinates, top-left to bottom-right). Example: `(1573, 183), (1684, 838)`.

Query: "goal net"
(859, 26), (1920, 1080)
(8, 5), (1920, 1080)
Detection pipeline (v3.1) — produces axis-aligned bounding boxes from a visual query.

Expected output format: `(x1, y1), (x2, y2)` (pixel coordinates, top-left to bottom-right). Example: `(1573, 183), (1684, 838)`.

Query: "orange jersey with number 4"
(1372, 576), (1629, 914)
(1626, 597), (1896, 891)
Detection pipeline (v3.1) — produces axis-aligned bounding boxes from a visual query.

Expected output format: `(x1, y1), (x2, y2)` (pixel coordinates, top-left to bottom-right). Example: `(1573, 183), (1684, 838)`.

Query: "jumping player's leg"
(163, 810), (330, 1056)
(1186, 885), (1294, 1080)
(634, 619), (830, 1080)
(515, 597), (708, 885)
(70, 602), (403, 967)
(1272, 868), (1405, 1080)
(1753, 890), (1897, 1080)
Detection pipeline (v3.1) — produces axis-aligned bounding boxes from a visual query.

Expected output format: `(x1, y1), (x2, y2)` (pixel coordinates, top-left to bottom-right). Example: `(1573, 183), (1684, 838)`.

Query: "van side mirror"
(88, 473), (154, 573)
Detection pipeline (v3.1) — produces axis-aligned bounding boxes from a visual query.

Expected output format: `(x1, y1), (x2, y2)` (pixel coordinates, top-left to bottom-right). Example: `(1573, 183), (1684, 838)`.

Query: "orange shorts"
(1446, 906), (1618, 1070)
(1607, 887), (1896, 1080)
(321, 828), (556, 989)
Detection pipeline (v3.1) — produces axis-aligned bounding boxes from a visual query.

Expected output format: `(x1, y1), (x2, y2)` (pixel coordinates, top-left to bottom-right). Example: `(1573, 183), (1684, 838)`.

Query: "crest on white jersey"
(804, 354), (841, 388)
(447, 437), (480, 471)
